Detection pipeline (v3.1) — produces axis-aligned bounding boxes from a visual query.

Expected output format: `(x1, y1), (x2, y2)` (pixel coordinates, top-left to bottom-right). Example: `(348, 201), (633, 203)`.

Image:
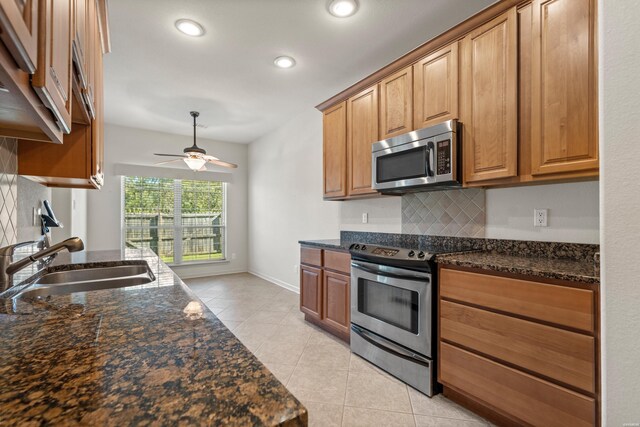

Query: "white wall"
(248, 109), (341, 290)
(599, 0), (640, 423)
(247, 109), (408, 290)
(87, 124), (248, 278)
(340, 197), (402, 233)
(485, 181), (599, 243)
(51, 188), (88, 244)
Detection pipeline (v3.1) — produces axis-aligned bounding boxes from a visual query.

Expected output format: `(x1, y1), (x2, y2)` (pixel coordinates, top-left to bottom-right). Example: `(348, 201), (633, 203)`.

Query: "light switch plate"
(534, 209), (548, 227)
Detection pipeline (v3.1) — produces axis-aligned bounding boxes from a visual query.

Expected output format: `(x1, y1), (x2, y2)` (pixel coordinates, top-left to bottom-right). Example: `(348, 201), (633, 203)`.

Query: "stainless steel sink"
(14, 261), (155, 299)
(34, 264), (153, 285)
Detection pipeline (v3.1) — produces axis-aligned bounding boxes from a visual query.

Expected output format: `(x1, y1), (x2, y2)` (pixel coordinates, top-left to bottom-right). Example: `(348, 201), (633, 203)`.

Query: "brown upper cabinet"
(379, 66), (412, 139)
(413, 42), (459, 129)
(530, 0), (598, 176)
(323, 102), (348, 199)
(32, 0), (74, 134)
(12, 0), (108, 189)
(347, 85), (379, 197)
(318, 0), (599, 193)
(0, 0), (38, 73)
(461, 8), (518, 184)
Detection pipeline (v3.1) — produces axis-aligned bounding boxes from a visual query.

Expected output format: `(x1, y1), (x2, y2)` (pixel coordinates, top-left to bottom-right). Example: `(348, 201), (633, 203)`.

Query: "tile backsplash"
(0, 137), (18, 247)
(401, 188), (485, 238)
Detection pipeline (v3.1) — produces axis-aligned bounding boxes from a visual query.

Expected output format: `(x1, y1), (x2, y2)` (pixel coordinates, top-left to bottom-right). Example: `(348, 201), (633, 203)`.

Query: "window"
(122, 176), (226, 264)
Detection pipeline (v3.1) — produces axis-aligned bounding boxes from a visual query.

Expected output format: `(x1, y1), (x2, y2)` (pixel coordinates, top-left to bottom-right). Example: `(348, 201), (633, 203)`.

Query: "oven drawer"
(440, 343), (596, 427)
(440, 268), (594, 332)
(440, 300), (595, 392)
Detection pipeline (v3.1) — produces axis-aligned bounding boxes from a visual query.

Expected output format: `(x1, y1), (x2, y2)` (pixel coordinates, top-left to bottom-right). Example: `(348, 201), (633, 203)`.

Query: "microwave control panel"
(436, 139), (451, 175)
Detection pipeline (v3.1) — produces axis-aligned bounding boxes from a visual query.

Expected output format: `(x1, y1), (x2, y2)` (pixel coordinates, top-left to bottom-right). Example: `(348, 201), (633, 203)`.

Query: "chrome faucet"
(0, 237), (84, 292)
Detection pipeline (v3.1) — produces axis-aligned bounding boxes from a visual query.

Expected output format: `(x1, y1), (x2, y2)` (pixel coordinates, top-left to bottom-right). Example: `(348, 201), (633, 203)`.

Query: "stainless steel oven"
(349, 244), (436, 396)
(372, 119), (460, 194)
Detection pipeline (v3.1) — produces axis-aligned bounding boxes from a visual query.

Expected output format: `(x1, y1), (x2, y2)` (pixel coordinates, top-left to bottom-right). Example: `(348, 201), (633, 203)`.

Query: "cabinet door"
(413, 42), (459, 129)
(347, 85), (378, 196)
(90, 13), (103, 187)
(379, 66), (412, 139)
(0, 0), (38, 72)
(461, 8), (518, 183)
(82, 0), (97, 119)
(300, 265), (322, 320)
(72, 0), (88, 90)
(32, 0), (73, 134)
(530, 0), (598, 175)
(322, 270), (350, 336)
(323, 102), (347, 198)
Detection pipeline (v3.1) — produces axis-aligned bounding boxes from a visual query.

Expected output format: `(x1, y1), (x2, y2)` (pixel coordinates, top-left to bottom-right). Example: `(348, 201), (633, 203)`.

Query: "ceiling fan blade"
(154, 158), (184, 166)
(206, 158), (238, 169)
(154, 153), (187, 157)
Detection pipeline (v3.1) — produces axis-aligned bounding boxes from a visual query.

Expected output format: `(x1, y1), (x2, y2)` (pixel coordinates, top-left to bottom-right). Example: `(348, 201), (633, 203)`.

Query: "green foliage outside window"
(123, 176), (225, 263)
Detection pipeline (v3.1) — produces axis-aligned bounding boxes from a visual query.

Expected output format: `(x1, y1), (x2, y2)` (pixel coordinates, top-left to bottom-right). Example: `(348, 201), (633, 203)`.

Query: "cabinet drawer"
(300, 247), (322, 267)
(440, 268), (594, 332)
(440, 343), (595, 427)
(324, 250), (351, 274)
(441, 300), (595, 392)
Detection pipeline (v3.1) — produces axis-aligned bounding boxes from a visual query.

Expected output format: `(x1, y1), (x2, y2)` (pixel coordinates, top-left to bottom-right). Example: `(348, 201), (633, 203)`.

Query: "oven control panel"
(371, 247), (399, 257)
(350, 244), (430, 261)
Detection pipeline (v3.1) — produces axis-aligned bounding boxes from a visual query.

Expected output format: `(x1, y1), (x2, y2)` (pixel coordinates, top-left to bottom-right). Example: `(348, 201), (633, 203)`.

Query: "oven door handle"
(351, 324), (430, 367)
(351, 261), (431, 280)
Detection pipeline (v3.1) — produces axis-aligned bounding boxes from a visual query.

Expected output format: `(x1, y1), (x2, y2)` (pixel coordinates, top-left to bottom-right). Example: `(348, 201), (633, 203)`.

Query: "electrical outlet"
(362, 213), (368, 224)
(534, 209), (548, 227)
(294, 264), (299, 274)
(231, 253), (237, 260)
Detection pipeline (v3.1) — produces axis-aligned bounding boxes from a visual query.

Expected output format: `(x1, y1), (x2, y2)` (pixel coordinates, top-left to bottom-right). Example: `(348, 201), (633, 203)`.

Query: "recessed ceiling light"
(273, 56), (296, 69)
(175, 19), (205, 37)
(328, 0), (359, 18)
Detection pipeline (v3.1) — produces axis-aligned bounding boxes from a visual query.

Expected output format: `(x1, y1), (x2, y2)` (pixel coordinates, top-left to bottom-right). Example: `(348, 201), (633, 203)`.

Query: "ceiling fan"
(154, 111), (238, 171)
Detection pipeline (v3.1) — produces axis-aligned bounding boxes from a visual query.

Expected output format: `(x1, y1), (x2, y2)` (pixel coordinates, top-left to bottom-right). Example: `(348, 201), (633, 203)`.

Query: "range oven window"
(358, 279), (419, 333)
(376, 146), (427, 183)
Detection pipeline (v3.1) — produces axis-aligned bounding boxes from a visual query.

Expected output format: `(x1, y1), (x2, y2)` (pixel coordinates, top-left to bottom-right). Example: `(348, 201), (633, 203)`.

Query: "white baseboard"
(177, 269), (248, 280)
(249, 270), (299, 294)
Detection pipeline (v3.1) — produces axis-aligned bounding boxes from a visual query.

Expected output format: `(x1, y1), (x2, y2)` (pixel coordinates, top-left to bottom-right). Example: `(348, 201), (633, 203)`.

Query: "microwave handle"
(426, 141), (435, 177)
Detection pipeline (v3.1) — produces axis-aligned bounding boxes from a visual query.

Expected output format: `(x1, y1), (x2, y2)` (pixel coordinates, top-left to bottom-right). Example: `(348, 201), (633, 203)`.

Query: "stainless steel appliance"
(349, 243), (438, 396)
(372, 119), (460, 193)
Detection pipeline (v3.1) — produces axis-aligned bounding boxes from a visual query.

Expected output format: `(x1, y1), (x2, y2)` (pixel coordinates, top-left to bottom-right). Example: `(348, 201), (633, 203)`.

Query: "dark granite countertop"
(436, 251), (599, 284)
(0, 249), (307, 426)
(300, 232), (600, 285)
(298, 239), (345, 250)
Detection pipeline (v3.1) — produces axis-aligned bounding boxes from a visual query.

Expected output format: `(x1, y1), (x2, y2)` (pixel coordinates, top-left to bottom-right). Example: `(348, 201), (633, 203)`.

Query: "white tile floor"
(185, 273), (491, 427)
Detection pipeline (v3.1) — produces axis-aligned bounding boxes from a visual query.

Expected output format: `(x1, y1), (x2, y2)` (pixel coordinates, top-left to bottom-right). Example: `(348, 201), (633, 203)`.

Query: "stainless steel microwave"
(371, 120), (461, 193)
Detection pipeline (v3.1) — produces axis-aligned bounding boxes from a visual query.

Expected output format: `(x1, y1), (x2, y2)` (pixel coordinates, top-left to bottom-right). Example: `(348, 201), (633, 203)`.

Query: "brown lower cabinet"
(299, 246), (350, 342)
(438, 266), (599, 426)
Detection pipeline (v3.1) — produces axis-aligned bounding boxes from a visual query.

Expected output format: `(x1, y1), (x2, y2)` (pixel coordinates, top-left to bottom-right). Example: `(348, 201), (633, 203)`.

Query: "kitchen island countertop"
(0, 249), (307, 426)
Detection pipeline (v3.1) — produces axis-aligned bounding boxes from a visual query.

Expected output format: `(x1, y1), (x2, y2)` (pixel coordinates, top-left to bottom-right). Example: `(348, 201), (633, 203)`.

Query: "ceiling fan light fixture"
(328, 0), (358, 18)
(175, 19), (205, 37)
(183, 157), (207, 171)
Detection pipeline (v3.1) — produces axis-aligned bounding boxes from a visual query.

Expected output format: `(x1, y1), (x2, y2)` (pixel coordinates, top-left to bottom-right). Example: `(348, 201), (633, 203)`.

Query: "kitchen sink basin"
(34, 264), (153, 285)
(14, 262), (155, 299)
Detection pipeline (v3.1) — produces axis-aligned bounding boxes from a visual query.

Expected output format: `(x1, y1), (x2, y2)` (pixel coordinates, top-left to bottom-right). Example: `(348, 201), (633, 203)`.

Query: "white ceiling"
(104, 0), (495, 144)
